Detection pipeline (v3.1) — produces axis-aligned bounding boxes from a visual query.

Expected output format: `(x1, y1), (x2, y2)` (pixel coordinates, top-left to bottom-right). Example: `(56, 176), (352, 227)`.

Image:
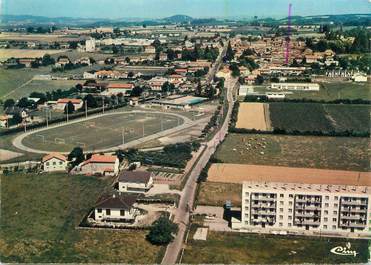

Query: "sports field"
(269, 103), (370, 133)
(235, 103), (271, 131)
(21, 112), (185, 153)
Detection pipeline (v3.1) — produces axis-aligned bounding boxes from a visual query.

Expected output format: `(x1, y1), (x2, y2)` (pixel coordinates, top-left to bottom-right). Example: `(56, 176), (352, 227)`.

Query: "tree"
(147, 215), (178, 245)
(12, 112), (23, 124)
(166, 49), (176, 61)
(68, 147), (84, 167)
(42, 54), (54, 66)
(161, 82), (175, 93)
(255, 75), (264, 85)
(17, 97), (32, 108)
(84, 94), (98, 108)
(131, 86), (143, 97)
(195, 81), (202, 96)
(224, 41), (235, 61)
(229, 63), (240, 77)
(64, 101), (75, 114)
(3, 99), (15, 110)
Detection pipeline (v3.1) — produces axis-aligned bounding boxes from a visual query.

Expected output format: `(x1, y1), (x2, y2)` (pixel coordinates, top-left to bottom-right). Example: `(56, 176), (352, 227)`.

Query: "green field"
(214, 133), (369, 171)
(287, 82), (371, 101)
(0, 67), (50, 99)
(21, 112), (184, 152)
(0, 173), (163, 263)
(7, 79), (84, 100)
(269, 103), (370, 133)
(182, 231), (370, 264)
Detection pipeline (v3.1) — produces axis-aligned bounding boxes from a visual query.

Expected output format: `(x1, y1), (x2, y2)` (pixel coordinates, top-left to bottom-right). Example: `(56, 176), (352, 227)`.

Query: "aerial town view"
(0, 0), (370, 264)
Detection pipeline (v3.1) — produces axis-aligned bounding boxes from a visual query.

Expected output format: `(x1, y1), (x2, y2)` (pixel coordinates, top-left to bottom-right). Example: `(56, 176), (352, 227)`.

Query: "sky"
(1, 0), (370, 19)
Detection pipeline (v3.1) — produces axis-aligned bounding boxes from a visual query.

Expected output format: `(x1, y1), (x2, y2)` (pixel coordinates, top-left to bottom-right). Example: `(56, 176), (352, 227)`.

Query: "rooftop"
(118, 170), (152, 184)
(42, 152), (67, 163)
(95, 193), (138, 210)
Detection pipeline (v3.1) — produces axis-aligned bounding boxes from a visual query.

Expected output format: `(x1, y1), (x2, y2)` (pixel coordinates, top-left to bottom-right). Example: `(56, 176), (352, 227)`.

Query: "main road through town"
(161, 63), (237, 264)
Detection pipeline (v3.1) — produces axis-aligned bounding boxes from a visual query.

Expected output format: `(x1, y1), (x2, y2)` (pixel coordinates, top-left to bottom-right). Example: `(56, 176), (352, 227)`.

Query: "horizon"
(1, 0), (370, 20)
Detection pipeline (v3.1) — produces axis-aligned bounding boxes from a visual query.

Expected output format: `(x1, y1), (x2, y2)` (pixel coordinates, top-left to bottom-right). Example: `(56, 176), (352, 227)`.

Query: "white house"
(352, 73), (368, 83)
(271, 83), (320, 91)
(94, 193), (139, 223)
(42, 153), (68, 172)
(118, 170), (154, 193)
(78, 154), (119, 176)
(106, 83), (134, 95)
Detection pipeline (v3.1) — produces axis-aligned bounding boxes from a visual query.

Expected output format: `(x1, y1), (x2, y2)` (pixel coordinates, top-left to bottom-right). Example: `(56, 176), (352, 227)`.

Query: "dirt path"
(1, 78), (34, 99)
(263, 103), (272, 131)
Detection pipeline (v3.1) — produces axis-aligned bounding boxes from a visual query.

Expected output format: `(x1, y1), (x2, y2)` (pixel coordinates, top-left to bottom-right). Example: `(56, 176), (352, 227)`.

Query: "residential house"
(5, 106), (28, 120)
(0, 115), (9, 128)
(55, 98), (83, 111)
(19, 58), (38, 68)
(55, 57), (71, 68)
(118, 170), (154, 193)
(106, 83), (134, 95)
(42, 153), (68, 172)
(93, 193), (139, 223)
(78, 154), (119, 176)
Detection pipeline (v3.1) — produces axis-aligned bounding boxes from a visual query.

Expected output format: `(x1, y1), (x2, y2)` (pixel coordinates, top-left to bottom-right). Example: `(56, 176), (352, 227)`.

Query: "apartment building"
(239, 181), (371, 238)
(270, 82), (320, 91)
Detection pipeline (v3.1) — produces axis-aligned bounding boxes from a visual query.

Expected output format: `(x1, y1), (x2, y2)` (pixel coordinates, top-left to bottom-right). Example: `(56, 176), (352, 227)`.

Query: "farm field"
(214, 133), (369, 171)
(249, 82), (371, 101)
(6, 79), (84, 99)
(21, 112), (185, 153)
(182, 231), (370, 264)
(0, 172), (163, 263)
(235, 102), (271, 131)
(269, 103), (370, 133)
(0, 67), (50, 98)
(197, 181), (242, 207)
(0, 49), (66, 61)
(288, 82), (371, 101)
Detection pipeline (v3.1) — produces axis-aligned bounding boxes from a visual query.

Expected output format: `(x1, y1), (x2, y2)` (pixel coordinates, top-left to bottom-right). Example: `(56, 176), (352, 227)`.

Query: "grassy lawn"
(0, 172), (163, 263)
(197, 182), (242, 207)
(182, 231), (370, 264)
(269, 103), (370, 133)
(214, 133), (369, 171)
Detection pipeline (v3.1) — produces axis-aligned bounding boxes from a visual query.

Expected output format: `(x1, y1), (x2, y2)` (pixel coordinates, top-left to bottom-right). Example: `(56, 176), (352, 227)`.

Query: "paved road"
(161, 73), (237, 264)
(12, 110), (208, 154)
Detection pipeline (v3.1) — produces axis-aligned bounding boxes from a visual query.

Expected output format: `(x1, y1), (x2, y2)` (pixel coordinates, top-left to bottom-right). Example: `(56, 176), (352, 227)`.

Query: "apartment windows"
(332, 218), (337, 222)
(324, 210), (328, 215)
(288, 223), (292, 227)
(334, 196), (338, 200)
(325, 203), (329, 207)
(106, 209), (111, 215)
(120, 210), (125, 216)
(289, 201), (293, 206)
(324, 225), (328, 229)
(288, 216), (292, 220)
(332, 225), (337, 229)
(325, 196), (329, 200)
(280, 194), (284, 198)
(288, 209), (292, 213)
(279, 223), (283, 227)
(279, 215), (283, 220)
(97, 209), (102, 213)
(333, 211), (337, 215)
(289, 194), (293, 198)
(279, 208), (283, 212)
(280, 201), (284, 206)
(324, 217), (328, 222)
(334, 203), (338, 208)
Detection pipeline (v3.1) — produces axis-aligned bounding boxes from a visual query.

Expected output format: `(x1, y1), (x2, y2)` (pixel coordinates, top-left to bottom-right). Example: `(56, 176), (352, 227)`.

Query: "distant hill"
(163, 15), (193, 23)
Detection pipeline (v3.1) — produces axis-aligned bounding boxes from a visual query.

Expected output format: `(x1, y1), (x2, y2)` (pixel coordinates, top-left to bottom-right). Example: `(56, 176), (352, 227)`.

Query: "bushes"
(118, 142), (200, 168)
(146, 215), (178, 245)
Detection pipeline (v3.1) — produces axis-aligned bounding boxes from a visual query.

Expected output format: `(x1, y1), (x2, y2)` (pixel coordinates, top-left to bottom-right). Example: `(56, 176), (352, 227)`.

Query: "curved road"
(12, 110), (199, 154)
(161, 74), (237, 264)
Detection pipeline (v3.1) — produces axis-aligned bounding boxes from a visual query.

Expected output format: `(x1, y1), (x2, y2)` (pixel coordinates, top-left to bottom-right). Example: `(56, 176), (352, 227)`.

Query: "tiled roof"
(57, 98), (82, 104)
(95, 194), (138, 210)
(42, 153), (67, 163)
(118, 170), (152, 184)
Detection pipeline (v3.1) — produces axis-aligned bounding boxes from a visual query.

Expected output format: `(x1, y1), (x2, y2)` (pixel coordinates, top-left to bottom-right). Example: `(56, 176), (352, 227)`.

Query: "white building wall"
(94, 207), (136, 221)
(43, 157), (67, 172)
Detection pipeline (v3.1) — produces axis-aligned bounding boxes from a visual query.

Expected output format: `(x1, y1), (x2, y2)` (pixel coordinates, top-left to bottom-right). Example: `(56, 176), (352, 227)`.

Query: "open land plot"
(0, 33), (82, 42)
(20, 112), (184, 153)
(207, 163), (370, 185)
(0, 67), (51, 98)
(182, 231), (369, 264)
(214, 133), (369, 171)
(236, 102), (271, 131)
(250, 82), (371, 101)
(6, 79), (84, 99)
(197, 182), (242, 207)
(269, 102), (370, 133)
(0, 49), (67, 61)
(52, 50), (116, 62)
(0, 172), (163, 263)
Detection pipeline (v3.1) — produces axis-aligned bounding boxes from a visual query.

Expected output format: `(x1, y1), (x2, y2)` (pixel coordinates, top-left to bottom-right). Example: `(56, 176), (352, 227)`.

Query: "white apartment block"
(239, 182), (371, 239)
(271, 82), (320, 91)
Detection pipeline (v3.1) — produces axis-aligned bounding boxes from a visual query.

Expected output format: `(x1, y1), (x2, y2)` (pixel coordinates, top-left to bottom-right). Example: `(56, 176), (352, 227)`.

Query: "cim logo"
(330, 242), (358, 257)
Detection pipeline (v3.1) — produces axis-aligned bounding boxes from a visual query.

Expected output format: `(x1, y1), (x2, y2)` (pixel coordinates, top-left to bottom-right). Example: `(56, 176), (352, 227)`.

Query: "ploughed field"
(269, 103), (370, 134)
(21, 112), (184, 152)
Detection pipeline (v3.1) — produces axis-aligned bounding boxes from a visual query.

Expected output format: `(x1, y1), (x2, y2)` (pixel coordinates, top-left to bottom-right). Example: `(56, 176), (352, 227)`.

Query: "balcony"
(251, 209), (276, 216)
(295, 205), (321, 211)
(339, 222), (367, 229)
(340, 207), (367, 213)
(341, 200), (368, 206)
